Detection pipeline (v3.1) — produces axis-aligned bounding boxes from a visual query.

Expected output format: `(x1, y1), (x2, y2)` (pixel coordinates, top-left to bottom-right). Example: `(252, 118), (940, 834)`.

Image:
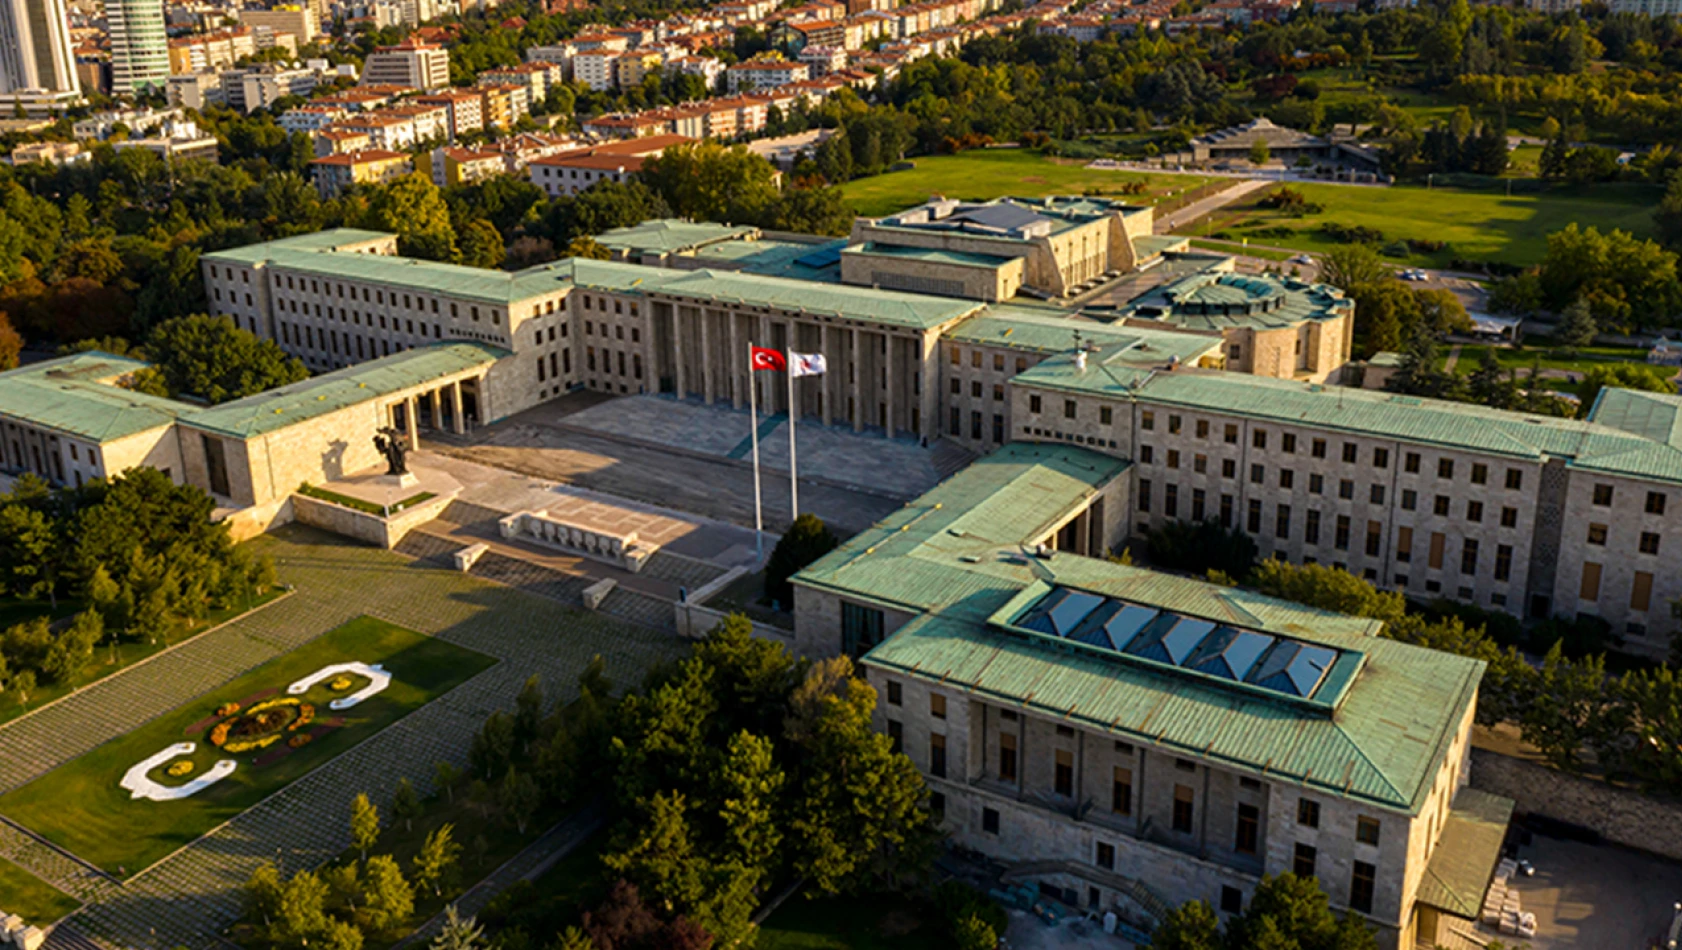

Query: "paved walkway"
(397, 807), (604, 948)
(1443, 345), (1463, 373)
(1155, 179), (1272, 234)
(0, 526), (685, 950)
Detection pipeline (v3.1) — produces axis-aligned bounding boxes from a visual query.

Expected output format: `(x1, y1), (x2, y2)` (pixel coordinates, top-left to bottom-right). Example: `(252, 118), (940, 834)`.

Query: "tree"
(1521, 643), (1614, 773)
(350, 792), (381, 863)
(1152, 900), (1221, 950)
(11, 669), (34, 706)
(469, 711), (515, 779)
(1467, 346), (1516, 410)
(565, 235), (611, 260)
(499, 767), (541, 834)
(243, 862), (285, 926)
(715, 730), (784, 878)
(392, 778), (422, 832)
(1319, 243), (1389, 293)
(0, 503), (59, 605)
(1555, 298), (1597, 354)
(360, 173), (458, 261)
(143, 314), (308, 404)
(413, 823), (462, 897)
(1142, 519), (1258, 579)
(275, 870), (330, 946)
(952, 914), (998, 950)
(430, 905), (488, 950)
(1616, 666), (1682, 790)
(514, 673), (544, 752)
(602, 790), (705, 912)
(1247, 560), (1407, 624)
(765, 513), (838, 609)
(639, 141), (781, 224)
(0, 312), (21, 371)
(362, 854), (415, 932)
(1227, 873), (1376, 950)
(1657, 170), (1682, 251)
(457, 219), (506, 269)
(1248, 139), (1270, 167)
(434, 760), (460, 804)
(1577, 364), (1673, 416)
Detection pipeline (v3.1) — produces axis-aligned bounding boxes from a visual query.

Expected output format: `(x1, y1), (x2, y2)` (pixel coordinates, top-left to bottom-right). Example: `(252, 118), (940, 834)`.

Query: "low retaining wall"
(219, 496), (295, 543)
(674, 601), (794, 644)
(1469, 747), (1682, 861)
(292, 492), (453, 549)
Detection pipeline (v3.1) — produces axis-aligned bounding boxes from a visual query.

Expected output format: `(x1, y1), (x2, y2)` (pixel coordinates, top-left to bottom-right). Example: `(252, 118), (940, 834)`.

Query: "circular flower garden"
(207, 698), (317, 754)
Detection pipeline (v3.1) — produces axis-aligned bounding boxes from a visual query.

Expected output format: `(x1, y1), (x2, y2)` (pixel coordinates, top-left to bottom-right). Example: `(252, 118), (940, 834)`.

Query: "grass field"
(1191, 181), (1661, 267)
(1442, 344), (1676, 394)
(839, 149), (1212, 217)
(0, 857), (80, 924)
(0, 616), (493, 875)
(0, 589), (287, 728)
(757, 895), (936, 950)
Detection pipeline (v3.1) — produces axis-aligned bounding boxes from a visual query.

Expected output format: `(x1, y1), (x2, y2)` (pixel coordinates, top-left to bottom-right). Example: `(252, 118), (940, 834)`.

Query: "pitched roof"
(0, 353), (191, 442)
(1414, 788), (1515, 918)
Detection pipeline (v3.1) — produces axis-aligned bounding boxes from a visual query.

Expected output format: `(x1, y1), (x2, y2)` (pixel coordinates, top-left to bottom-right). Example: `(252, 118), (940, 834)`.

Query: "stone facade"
(1468, 746), (1682, 862)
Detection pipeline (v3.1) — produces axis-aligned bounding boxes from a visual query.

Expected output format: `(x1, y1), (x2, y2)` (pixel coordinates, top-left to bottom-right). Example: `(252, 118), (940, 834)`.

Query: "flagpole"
(787, 350), (798, 522)
(749, 340), (763, 565)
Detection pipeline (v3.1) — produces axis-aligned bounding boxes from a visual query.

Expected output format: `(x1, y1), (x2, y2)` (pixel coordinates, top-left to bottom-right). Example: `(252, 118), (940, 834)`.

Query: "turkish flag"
(750, 346), (787, 372)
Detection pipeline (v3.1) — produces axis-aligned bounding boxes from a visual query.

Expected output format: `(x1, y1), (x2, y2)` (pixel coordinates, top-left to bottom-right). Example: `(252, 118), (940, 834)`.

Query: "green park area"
(0, 857), (80, 925)
(756, 896), (934, 950)
(1192, 181), (1661, 268)
(839, 148), (1211, 217)
(0, 617), (493, 875)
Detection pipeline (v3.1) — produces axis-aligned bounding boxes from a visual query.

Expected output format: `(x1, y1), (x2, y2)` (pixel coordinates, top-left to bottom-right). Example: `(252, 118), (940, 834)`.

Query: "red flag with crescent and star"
(750, 346), (787, 372)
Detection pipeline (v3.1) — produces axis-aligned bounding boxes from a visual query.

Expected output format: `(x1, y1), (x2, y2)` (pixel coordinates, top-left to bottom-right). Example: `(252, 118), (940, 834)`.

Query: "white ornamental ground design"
(287, 662), (393, 710)
(119, 743), (236, 802)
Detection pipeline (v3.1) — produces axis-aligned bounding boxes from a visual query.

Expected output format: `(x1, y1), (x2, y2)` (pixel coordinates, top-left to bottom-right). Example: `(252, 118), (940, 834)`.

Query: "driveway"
(1505, 833), (1682, 950)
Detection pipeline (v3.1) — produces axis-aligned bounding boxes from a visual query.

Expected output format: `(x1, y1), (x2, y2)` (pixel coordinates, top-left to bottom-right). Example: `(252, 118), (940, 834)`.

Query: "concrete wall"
(1469, 746), (1682, 861)
(840, 251), (1020, 302)
(220, 495), (295, 543)
(674, 601), (795, 644)
(290, 490), (453, 548)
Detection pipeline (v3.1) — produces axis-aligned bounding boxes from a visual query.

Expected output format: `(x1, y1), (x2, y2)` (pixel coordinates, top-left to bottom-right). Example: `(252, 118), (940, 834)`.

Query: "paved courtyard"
(1501, 833), (1682, 950)
(0, 526), (686, 950)
(429, 392), (968, 537)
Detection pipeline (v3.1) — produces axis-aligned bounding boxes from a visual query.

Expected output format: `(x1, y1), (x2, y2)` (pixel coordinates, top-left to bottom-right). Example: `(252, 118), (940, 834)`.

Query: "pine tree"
(350, 792), (381, 863)
(430, 905), (488, 950)
(1555, 298), (1598, 354)
(513, 674), (544, 752)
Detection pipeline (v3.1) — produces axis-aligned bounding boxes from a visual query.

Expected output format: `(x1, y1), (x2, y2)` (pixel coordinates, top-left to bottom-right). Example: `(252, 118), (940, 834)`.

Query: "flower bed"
(167, 761), (194, 778)
(209, 698), (306, 753)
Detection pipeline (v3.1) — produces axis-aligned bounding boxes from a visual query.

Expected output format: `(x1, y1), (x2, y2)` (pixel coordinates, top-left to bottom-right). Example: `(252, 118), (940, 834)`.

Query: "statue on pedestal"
(373, 426), (409, 476)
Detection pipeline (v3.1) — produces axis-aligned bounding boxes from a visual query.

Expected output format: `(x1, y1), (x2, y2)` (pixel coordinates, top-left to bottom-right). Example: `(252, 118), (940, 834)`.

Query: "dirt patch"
(1020, 176), (1049, 184)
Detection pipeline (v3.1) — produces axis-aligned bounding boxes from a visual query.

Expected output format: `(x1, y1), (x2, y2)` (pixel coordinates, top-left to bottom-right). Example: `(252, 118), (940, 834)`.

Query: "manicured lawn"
(0, 857), (80, 925)
(839, 149), (1212, 217)
(0, 616), (494, 875)
(1443, 344), (1676, 384)
(1190, 181), (1661, 267)
(0, 589), (287, 728)
(1187, 238), (1295, 262)
(757, 895), (936, 950)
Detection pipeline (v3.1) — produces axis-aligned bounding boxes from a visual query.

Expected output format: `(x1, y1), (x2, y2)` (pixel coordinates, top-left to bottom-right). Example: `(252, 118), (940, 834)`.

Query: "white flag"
(790, 352), (827, 377)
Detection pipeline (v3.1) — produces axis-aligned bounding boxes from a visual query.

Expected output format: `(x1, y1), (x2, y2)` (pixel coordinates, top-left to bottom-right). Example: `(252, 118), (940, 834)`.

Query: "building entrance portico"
(386, 375), (486, 446)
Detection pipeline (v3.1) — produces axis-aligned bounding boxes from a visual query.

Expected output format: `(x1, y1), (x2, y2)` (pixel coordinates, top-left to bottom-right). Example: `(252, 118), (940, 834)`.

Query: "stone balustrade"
(0, 913), (45, 950)
(498, 511), (656, 573)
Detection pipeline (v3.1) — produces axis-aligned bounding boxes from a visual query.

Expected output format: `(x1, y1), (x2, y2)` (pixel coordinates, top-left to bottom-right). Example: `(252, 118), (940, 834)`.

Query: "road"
(1153, 178), (1273, 234)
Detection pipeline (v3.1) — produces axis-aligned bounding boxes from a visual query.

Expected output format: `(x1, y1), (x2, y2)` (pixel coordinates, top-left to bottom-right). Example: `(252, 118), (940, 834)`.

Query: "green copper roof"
(639, 266), (983, 330)
(1586, 387), (1682, 449)
(0, 353), (192, 442)
(201, 229), (393, 265)
(1415, 788), (1515, 918)
(946, 308), (1221, 364)
(182, 342), (505, 438)
(796, 441), (1485, 814)
(843, 242), (1021, 269)
(596, 219), (759, 255)
(1123, 271), (1352, 331)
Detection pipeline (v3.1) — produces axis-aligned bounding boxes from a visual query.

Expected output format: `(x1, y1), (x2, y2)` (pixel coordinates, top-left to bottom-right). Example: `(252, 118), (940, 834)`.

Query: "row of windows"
(949, 345), (1031, 375)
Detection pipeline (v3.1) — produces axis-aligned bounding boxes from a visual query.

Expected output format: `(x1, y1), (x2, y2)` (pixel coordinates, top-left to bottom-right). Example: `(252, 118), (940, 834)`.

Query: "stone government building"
(2, 200), (1677, 947)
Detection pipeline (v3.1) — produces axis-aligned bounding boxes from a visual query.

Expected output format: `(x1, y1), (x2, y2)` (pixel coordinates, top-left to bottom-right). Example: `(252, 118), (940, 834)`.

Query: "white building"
(360, 39), (449, 90)
(725, 59), (809, 92)
(0, 0), (82, 112)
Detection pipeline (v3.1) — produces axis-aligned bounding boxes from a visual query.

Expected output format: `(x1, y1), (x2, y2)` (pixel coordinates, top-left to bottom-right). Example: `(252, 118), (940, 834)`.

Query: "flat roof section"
(596, 219), (759, 256)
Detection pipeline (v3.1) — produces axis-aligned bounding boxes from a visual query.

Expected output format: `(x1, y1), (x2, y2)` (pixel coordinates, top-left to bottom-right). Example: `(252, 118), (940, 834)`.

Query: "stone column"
(884, 332), (895, 438)
(729, 310), (743, 410)
(673, 306), (688, 400)
(700, 308), (715, 405)
(820, 324), (834, 427)
(405, 394), (419, 447)
(476, 372), (490, 424)
(451, 382), (466, 435)
(919, 335), (939, 443)
(428, 388), (442, 432)
(850, 327), (863, 433)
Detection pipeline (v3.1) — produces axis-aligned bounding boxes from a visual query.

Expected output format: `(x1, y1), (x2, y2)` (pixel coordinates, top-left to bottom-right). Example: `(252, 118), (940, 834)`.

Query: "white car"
(1399, 269), (1429, 281)
(1289, 254), (1314, 265)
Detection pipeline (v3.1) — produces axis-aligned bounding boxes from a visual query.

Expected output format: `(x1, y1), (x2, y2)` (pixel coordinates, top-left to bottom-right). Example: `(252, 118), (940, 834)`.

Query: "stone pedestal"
(381, 472), (420, 489)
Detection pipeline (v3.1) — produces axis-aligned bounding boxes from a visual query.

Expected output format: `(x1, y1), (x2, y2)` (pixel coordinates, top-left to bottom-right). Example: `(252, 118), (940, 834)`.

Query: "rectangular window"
(1297, 798), (1320, 828)
(1253, 429), (1267, 449)
(1279, 469), (1294, 489)
(931, 694), (946, 719)
(1366, 521), (1382, 558)
(1100, 406), (1112, 425)
(1639, 532), (1660, 555)
(1342, 442), (1357, 464)
(1169, 414), (1183, 434)
(1192, 489), (1206, 522)
(1235, 803), (1260, 855)
(1373, 447), (1389, 468)
(999, 732), (1018, 782)
(1165, 484), (1178, 518)
(1225, 424), (1239, 444)
(1112, 767), (1132, 815)
(886, 681), (902, 705)
(1221, 886), (1243, 915)
(1429, 533), (1446, 570)
(1461, 539), (1479, 575)
(1350, 862), (1376, 914)
(1495, 544), (1512, 582)
(1224, 459), (1238, 479)
(1593, 484), (1614, 506)
(1054, 749), (1073, 796)
(1305, 510), (1320, 545)
(1282, 433), (1297, 453)
(841, 602), (885, 657)
(1472, 463), (1488, 485)
(1311, 438), (1327, 459)
(887, 719), (903, 753)
(1370, 484), (1385, 505)
(1356, 816), (1381, 846)
(1396, 526), (1413, 562)
(1248, 499), (1262, 534)
(1335, 515), (1350, 551)
(1172, 785), (1195, 833)
(1251, 463), (1264, 485)
(1141, 410), (1154, 430)
(1139, 480), (1151, 513)
(1405, 452), (1421, 473)
(1501, 506), (1517, 528)
(1581, 562), (1602, 602)
(1095, 841), (1115, 870)
(930, 733), (947, 778)
(1294, 843), (1317, 878)
(1276, 504), (1291, 539)
(1196, 455), (1209, 475)
(1467, 501), (1484, 523)
(1339, 479), (1354, 500)
(1401, 489), (1417, 511)
(1438, 458), (1454, 479)
(1221, 494), (1234, 527)
(1506, 468), (1523, 490)
(1632, 571), (1654, 612)
(1647, 491), (1667, 515)
(1197, 419), (1210, 439)
(1310, 473), (1324, 495)
(1064, 400), (1077, 420)
(1140, 445), (1155, 464)
(1168, 450), (1180, 470)
(982, 807), (1000, 834)
(1030, 394), (1042, 413)
(1588, 523), (1608, 546)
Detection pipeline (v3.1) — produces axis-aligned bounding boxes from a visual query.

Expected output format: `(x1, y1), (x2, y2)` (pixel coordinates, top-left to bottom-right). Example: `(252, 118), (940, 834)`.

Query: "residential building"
(9, 139), (83, 164)
(220, 64), (318, 113)
(237, 5), (318, 43)
(431, 145), (505, 186)
(526, 134), (689, 197)
(797, 44), (848, 75)
(414, 89), (484, 139)
(725, 58), (809, 92)
(308, 148), (412, 198)
(279, 101), (347, 134)
(166, 26), (254, 73)
(0, 0), (83, 111)
(166, 70), (221, 109)
(108, 0), (170, 95)
(478, 83), (529, 129)
(478, 61), (553, 103)
(360, 38), (449, 90)
(112, 117), (219, 162)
